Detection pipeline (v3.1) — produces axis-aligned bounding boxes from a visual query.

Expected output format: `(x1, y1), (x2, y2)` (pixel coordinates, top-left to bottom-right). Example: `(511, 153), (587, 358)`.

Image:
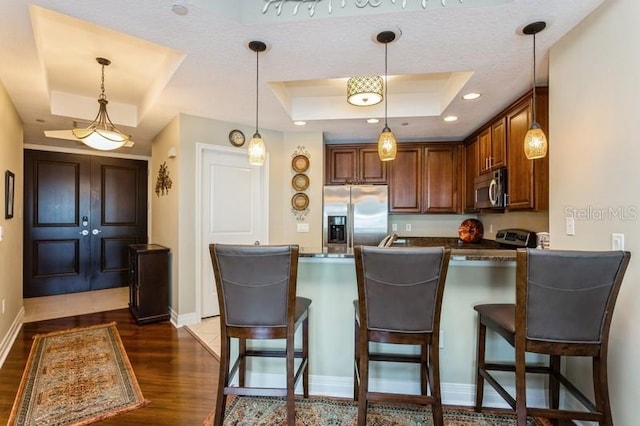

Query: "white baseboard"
(170, 308), (199, 328)
(227, 371), (548, 409)
(0, 307), (25, 368)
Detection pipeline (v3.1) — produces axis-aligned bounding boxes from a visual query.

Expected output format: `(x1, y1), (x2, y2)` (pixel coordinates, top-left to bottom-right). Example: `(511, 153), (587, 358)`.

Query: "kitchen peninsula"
(246, 240), (544, 407)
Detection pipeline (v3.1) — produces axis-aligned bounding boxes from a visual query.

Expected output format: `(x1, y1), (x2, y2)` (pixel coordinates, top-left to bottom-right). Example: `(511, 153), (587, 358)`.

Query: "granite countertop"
(300, 237), (516, 261)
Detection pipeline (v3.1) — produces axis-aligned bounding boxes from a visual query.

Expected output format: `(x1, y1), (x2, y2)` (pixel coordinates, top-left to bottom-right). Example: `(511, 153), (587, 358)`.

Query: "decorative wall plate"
(228, 129), (245, 147)
(292, 154), (310, 173)
(291, 173), (310, 191)
(291, 192), (309, 211)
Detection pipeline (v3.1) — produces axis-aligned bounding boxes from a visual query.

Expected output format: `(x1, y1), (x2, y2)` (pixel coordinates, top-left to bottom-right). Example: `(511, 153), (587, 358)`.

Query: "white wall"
(549, 1), (640, 424)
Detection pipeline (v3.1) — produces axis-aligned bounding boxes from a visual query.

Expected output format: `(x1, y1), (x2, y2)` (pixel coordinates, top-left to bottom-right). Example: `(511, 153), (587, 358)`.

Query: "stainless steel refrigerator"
(323, 185), (388, 249)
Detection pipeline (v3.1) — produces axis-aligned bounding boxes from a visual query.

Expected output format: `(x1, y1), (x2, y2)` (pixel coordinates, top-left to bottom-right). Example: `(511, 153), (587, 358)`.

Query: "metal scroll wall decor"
(290, 146), (310, 221)
(155, 161), (173, 197)
(263, 0), (464, 17)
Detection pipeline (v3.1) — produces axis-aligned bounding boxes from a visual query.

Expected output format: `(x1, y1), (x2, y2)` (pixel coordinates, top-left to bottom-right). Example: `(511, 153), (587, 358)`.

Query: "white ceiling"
(0, 0), (605, 156)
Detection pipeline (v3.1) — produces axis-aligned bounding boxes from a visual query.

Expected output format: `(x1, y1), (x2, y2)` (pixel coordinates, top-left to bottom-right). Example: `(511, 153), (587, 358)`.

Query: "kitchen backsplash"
(389, 211), (549, 241)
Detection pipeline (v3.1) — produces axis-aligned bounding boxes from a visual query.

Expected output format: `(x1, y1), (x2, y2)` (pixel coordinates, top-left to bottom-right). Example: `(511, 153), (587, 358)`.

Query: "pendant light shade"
(376, 30), (397, 162)
(347, 76), (383, 106)
(72, 58), (131, 151)
(248, 41), (267, 166)
(523, 21), (548, 160)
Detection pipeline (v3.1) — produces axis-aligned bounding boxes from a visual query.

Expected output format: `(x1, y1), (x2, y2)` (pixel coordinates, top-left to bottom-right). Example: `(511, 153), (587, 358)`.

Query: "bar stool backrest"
(357, 246), (449, 333)
(211, 244), (298, 328)
(523, 249), (629, 343)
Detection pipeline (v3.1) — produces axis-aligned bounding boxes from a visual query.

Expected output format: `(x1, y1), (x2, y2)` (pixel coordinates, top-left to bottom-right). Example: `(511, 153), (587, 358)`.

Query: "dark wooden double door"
(24, 150), (148, 297)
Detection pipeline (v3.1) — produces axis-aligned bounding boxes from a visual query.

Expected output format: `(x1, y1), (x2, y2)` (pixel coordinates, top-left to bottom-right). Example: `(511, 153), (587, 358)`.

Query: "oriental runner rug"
(7, 322), (148, 426)
(202, 396), (553, 425)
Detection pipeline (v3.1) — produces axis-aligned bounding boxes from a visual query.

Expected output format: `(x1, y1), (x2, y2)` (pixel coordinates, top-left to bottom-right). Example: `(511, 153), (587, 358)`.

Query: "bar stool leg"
(474, 319), (487, 411)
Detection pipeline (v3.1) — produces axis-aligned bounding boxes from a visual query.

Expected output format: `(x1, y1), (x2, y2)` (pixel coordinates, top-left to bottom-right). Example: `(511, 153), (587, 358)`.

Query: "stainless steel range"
(495, 228), (537, 248)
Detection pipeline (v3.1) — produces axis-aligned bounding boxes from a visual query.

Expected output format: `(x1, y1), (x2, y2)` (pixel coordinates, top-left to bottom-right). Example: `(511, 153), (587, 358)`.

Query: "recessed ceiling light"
(294, 121), (306, 126)
(171, 4), (189, 15)
(462, 92), (481, 100)
(444, 116), (458, 122)
(367, 118), (380, 124)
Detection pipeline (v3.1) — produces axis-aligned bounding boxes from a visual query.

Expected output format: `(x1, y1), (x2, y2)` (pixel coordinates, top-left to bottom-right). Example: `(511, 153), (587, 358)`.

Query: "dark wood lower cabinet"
(129, 244), (170, 325)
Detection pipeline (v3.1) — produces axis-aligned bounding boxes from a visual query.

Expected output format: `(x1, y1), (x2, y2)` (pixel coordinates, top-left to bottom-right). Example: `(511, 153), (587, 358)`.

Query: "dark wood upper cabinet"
(478, 118), (506, 173)
(388, 143), (461, 214)
(464, 138), (479, 213)
(506, 89), (549, 211)
(388, 145), (423, 213)
(423, 145), (460, 213)
(325, 144), (386, 185)
(465, 87), (549, 212)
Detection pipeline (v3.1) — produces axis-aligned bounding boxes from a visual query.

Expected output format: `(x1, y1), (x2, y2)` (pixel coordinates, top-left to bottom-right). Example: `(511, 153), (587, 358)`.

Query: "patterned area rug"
(202, 396), (552, 425)
(8, 322), (148, 426)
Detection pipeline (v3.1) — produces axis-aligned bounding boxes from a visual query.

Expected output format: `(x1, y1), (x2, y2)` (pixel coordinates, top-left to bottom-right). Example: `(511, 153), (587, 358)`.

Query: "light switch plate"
(565, 217), (575, 235)
(612, 233), (624, 250)
(296, 223), (309, 233)
(0, 226), (3, 241)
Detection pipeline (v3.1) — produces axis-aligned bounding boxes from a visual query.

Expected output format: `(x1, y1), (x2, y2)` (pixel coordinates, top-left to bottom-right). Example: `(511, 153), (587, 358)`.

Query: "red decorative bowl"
(458, 219), (484, 243)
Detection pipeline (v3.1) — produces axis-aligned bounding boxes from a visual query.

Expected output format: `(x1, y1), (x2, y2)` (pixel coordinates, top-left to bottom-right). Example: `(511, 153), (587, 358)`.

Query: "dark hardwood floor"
(0, 308), (217, 425)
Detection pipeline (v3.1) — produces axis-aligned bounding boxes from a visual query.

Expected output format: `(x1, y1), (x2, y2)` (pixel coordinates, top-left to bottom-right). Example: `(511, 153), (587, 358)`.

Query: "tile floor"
(23, 287), (129, 323)
(22, 286), (221, 358)
(185, 317), (221, 359)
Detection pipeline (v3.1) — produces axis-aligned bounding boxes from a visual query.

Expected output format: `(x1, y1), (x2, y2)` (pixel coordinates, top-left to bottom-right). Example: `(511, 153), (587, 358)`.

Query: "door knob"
(254, 240), (260, 245)
(79, 230), (89, 236)
(92, 229), (102, 235)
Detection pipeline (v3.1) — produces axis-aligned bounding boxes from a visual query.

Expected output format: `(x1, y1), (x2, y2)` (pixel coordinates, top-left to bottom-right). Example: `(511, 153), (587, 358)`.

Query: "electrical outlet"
(612, 233), (624, 250)
(439, 330), (444, 349)
(565, 217), (575, 235)
(392, 223), (397, 232)
(1, 299), (4, 315)
(405, 224), (412, 232)
(296, 223), (309, 233)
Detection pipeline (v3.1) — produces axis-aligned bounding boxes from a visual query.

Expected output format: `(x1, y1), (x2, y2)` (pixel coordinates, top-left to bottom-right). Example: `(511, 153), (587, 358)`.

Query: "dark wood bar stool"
(353, 246), (451, 426)
(474, 248), (630, 426)
(209, 244), (311, 426)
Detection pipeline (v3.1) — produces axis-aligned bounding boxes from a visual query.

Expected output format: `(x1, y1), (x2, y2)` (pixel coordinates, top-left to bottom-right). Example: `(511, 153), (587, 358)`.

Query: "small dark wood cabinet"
(129, 244), (170, 325)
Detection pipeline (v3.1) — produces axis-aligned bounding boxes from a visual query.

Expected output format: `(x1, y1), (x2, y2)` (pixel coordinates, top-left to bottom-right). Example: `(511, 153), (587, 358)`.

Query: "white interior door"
(199, 145), (268, 318)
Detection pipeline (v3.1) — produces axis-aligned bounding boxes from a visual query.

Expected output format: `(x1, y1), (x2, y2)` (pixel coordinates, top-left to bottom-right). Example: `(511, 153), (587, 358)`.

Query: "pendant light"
(72, 58), (131, 151)
(347, 76), (383, 106)
(376, 31), (398, 162)
(523, 21), (548, 160)
(248, 41), (267, 166)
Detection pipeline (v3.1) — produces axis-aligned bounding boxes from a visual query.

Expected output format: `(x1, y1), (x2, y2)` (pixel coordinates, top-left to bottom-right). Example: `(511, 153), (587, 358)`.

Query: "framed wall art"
(5, 170), (14, 219)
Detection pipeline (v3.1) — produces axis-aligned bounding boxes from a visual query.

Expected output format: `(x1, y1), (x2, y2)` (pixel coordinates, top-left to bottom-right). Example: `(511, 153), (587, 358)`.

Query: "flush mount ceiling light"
(248, 40), (267, 166)
(72, 58), (132, 151)
(346, 76), (383, 106)
(462, 92), (481, 100)
(376, 30), (398, 162)
(523, 21), (548, 160)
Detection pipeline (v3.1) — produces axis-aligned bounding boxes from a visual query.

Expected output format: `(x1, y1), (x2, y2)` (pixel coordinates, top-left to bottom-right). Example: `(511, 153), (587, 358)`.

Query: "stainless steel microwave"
(474, 168), (507, 209)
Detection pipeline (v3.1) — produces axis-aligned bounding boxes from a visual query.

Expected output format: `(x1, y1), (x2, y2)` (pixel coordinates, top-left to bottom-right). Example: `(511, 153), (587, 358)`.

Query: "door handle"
(79, 230), (89, 236)
(254, 240), (260, 245)
(92, 229), (102, 235)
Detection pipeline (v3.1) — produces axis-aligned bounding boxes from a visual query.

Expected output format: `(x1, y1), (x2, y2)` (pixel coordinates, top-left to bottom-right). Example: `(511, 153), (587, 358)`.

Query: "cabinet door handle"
(92, 229), (102, 235)
(79, 230), (89, 236)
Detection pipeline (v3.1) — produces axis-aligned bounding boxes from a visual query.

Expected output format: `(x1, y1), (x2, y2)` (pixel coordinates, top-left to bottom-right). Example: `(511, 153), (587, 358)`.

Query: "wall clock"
(228, 129), (245, 147)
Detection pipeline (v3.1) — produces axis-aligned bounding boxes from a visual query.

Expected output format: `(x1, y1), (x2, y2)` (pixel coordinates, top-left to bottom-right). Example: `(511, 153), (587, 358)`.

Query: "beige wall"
(150, 117), (181, 314)
(549, 0), (640, 424)
(151, 113), (325, 321)
(0, 80), (24, 355)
